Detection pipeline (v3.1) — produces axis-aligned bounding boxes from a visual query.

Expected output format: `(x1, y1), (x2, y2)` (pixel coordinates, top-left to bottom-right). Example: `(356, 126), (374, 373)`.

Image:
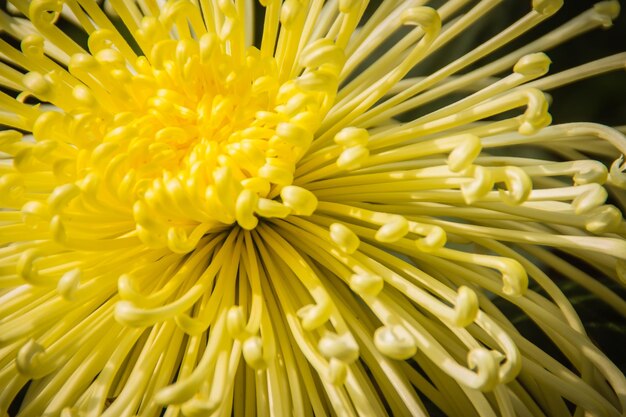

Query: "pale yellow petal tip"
(16, 339), (44, 378)
(452, 286), (479, 327)
(226, 306), (246, 340)
(466, 348), (500, 391)
(447, 134), (481, 173)
(57, 268), (81, 300)
(242, 336), (269, 369)
(280, 185), (318, 216)
(532, 0), (564, 15)
(593, 1), (621, 28)
(319, 331), (359, 363)
(497, 167), (532, 206)
(513, 53), (551, 77)
(297, 301), (331, 330)
(329, 222), (360, 253)
(500, 259), (529, 297)
(235, 189), (259, 230)
(300, 38), (346, 69)
(585, 205), (623, 234)
(375, 215), (409, 242)
(349, 272), (384, 297)
(415, 226), (447, 252)
(609, 155), (626, 188)
(401, 7), (441, 31)
(334, 127), (369, 147)
(374, 325), (417, 360)
(336, 145), (369, 171)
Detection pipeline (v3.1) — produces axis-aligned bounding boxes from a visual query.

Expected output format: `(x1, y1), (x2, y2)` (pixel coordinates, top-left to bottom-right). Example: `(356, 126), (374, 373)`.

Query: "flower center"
(23, 30), (342, 254)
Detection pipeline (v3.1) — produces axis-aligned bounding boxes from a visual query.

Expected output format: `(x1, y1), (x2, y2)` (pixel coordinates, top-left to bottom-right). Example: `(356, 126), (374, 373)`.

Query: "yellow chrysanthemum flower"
(1, 0), (626, 415)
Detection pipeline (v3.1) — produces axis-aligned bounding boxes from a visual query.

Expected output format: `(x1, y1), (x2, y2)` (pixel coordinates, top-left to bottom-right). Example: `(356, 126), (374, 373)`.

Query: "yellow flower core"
(1, 0), (626, 416)
(15, 24), (339, 254)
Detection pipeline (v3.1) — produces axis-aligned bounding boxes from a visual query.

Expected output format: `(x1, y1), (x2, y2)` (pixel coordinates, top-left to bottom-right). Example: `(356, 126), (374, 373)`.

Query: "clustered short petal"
(1, 0), (626, 416)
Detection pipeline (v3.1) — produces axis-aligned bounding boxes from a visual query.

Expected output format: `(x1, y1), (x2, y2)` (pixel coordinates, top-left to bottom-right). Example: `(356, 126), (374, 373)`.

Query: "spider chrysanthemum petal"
(1, 1), (626, 416)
